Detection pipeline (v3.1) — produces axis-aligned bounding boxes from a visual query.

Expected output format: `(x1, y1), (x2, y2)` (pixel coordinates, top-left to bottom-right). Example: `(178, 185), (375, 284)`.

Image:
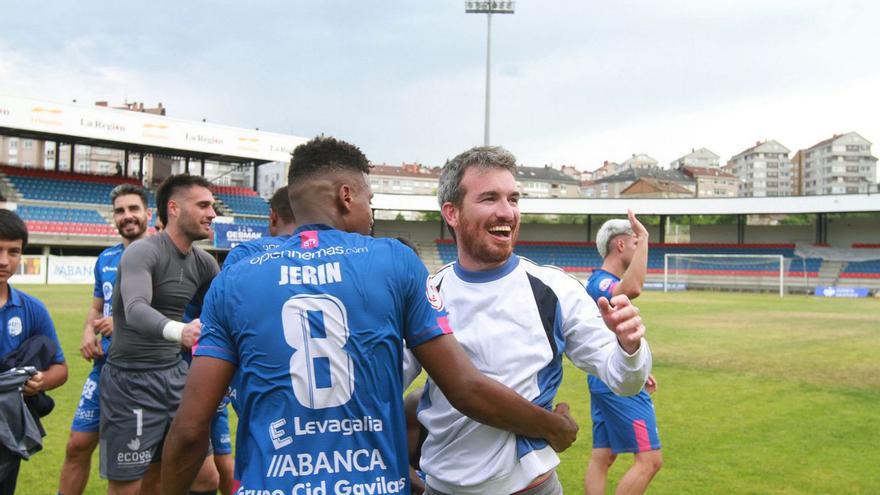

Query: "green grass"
(13, 286), (880, 494)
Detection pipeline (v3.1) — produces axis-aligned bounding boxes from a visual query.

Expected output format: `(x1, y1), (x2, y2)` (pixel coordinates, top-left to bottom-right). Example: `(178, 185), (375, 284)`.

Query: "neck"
(121, 233), (146, 248)
(0, 282), (9, 306)
(277, 223), (298, 236)
(164, 224), (193, 253)
(295, 212), (342, 231)
(601, 257), (626, 278)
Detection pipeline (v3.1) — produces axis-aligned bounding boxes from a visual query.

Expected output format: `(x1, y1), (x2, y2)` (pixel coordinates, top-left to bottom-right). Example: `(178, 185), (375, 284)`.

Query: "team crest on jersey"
(102, 281), (113, 300)
(300, 230), (319, 249)
(7, 317), (22, 337)
(425, 277), (444, 311)
(599, 278), (613, 291)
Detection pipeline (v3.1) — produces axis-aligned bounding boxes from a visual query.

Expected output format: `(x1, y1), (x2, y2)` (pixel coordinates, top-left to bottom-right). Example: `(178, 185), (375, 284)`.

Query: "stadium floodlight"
(465, 1), (515, 146)
(664, 253), (785, 298)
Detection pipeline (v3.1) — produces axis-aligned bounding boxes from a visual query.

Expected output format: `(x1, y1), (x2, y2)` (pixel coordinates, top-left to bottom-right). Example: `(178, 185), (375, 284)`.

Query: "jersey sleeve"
(396, 243), (452, 349)
(31, 299), (65, 364)
(557, 274), (651, 396)
(92, 258), (103, 298)
(586, 272), (617, 302)
(118, 240), (169, 339)
(194, 271), (238, 365)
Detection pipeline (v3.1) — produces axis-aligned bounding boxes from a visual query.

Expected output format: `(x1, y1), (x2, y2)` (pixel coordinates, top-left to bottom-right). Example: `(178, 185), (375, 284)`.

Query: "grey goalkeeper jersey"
(107, 231), (219, 368)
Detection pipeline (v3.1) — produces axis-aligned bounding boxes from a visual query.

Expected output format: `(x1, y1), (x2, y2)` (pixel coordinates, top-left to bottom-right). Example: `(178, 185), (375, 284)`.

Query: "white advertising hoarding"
(0, 94), (306, 162)
(47, 255), (97, 285)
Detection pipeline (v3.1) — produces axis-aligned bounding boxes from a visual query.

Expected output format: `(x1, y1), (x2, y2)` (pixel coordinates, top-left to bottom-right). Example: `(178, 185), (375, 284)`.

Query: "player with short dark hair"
(57, 184), (151, 495)
(584, 212), (662, 495)
(221, 186), (297, 270)
(412, 145), (652, 494)
(0, 209), (68, 495)
(161, 136), (578, 494)
(99, 174), (219, 495)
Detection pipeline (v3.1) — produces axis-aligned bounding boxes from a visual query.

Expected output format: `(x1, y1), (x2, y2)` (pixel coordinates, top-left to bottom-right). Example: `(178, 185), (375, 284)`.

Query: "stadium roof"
(0, 94), (307, 164)
(372, 192), (878, 215)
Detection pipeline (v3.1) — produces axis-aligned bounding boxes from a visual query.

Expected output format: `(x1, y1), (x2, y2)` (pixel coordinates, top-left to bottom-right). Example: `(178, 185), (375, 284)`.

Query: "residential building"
(620, 178), (694, 198)
(515, 165), (582, 198)
(583, 167), (695, 199)
(671, 148), (720, 169)
(800, 132), (877, 195)
(727, 140), (793, 197)
(680, 166), (738, 197)
(369, 163), (441, 195)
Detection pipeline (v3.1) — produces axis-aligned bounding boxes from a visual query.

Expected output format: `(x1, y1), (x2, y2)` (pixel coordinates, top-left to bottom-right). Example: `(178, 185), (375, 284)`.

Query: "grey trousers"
(424, 470), (563, 495)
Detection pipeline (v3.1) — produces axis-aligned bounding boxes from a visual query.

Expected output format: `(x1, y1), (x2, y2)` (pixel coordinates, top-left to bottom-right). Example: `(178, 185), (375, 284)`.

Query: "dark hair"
(288, 136), (370, 184)
(269, 186), (296, 224)
(0, 209), (28, 249)
(110, 183), (149, 208)
(396, 237), (420, 256)
(155, 174), (213, 226)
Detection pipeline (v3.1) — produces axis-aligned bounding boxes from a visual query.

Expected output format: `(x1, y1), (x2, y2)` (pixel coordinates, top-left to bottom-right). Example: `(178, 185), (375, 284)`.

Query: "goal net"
(663, 253), (785, 297)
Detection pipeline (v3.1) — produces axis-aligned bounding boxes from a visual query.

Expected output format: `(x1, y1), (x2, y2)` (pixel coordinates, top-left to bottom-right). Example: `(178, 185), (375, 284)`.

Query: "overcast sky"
(2, 1), (878, 171)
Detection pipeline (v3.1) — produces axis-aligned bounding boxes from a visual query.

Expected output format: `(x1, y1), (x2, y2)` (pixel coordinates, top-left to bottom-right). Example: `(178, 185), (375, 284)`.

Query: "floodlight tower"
(465, 1), (515, 146)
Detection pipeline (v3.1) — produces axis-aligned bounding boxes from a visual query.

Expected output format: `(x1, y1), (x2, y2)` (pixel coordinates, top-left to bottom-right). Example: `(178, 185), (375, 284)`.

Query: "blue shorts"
(71, 362), (103, 433)
(591, 390), (661, 454)
(210, 399), (232, 456)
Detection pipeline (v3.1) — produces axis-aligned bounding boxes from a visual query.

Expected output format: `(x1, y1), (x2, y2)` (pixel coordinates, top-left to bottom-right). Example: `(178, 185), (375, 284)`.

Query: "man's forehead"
(113, 194), (145, 208)
(461, 165), (516, 191)
(175, 185), (213, 201)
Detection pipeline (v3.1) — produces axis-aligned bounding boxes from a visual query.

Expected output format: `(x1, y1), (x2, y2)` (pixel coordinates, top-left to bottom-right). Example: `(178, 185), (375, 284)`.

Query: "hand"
(546, 402), (579, 452)
(23, 371), (44, 396)
(181, 319), (202, 349)
(597, 294), (645, 355)
(93, 316), (114, 337)
(645, 374), (657, 394)
(628, 209), (649, 240)
(80, 331), (103, 361)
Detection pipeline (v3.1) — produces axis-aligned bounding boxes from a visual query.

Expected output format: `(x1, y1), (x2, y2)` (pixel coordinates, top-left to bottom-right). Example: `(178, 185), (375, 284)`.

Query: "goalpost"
(664, 253), (785, 297)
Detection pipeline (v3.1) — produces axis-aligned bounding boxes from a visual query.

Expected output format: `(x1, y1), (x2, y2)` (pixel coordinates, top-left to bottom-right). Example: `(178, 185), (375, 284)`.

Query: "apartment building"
(799, 132), (877, 195)
(727, 140), (793, 197)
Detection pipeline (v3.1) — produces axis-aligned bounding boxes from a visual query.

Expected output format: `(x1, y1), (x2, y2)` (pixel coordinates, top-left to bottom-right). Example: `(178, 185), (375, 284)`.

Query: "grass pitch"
(13, 285), (880, 494)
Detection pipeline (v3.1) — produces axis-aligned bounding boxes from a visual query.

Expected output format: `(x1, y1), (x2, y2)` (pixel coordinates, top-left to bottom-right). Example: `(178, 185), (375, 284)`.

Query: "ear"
(337, 183), (354, 214)
(616, 237), (626, 253)
(441, 202), (459, 231)
(167, 199), (179, 220)
(269, 210), (279, 229)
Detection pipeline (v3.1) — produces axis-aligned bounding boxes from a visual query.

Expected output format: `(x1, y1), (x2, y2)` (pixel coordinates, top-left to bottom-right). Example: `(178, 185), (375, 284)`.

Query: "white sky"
(1, 1), (878, 172)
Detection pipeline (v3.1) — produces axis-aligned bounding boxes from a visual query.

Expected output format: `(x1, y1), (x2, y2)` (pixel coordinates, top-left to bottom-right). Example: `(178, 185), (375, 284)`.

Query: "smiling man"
(99, 174), (219, 495)
(58, 184), (151, 495)
(413, 146), (653, 494)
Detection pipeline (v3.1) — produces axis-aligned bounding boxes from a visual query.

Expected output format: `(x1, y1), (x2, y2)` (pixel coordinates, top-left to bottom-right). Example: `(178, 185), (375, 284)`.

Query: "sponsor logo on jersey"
(599, 278), (613, 292)
(7, 317), (22, 337)
(116, 437), (152, 466)
(265, 449), (387, 478)
(301, 230), (319, 249)
(251, 245), (368, 265)
(101, 265), (118, 273)
(127, 437), (140, 451)
(102, 281), (113, 300)
(425, 277), (444, 311)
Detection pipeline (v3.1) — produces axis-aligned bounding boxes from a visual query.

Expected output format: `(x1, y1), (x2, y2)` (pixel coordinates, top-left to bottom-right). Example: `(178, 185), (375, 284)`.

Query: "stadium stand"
(437, 240), (821, 276)
(840, 244), (880, 279)
(213, 184), (269, 216)
(0, 165), (151, 206)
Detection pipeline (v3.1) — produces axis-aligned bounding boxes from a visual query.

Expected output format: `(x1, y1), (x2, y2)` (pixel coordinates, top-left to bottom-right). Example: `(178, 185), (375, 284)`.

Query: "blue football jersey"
(93, 243), (124, 354)
(196, 224), (451, 493)
(222, 234), (291, 270)
(585, 269), (620, 394)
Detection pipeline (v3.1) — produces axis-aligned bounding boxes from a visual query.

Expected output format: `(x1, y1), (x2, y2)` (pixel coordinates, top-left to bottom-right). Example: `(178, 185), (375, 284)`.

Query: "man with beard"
(57, 184), (151, 495)
(100, 174), (219, 495)
(412, 146), (652, 494)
